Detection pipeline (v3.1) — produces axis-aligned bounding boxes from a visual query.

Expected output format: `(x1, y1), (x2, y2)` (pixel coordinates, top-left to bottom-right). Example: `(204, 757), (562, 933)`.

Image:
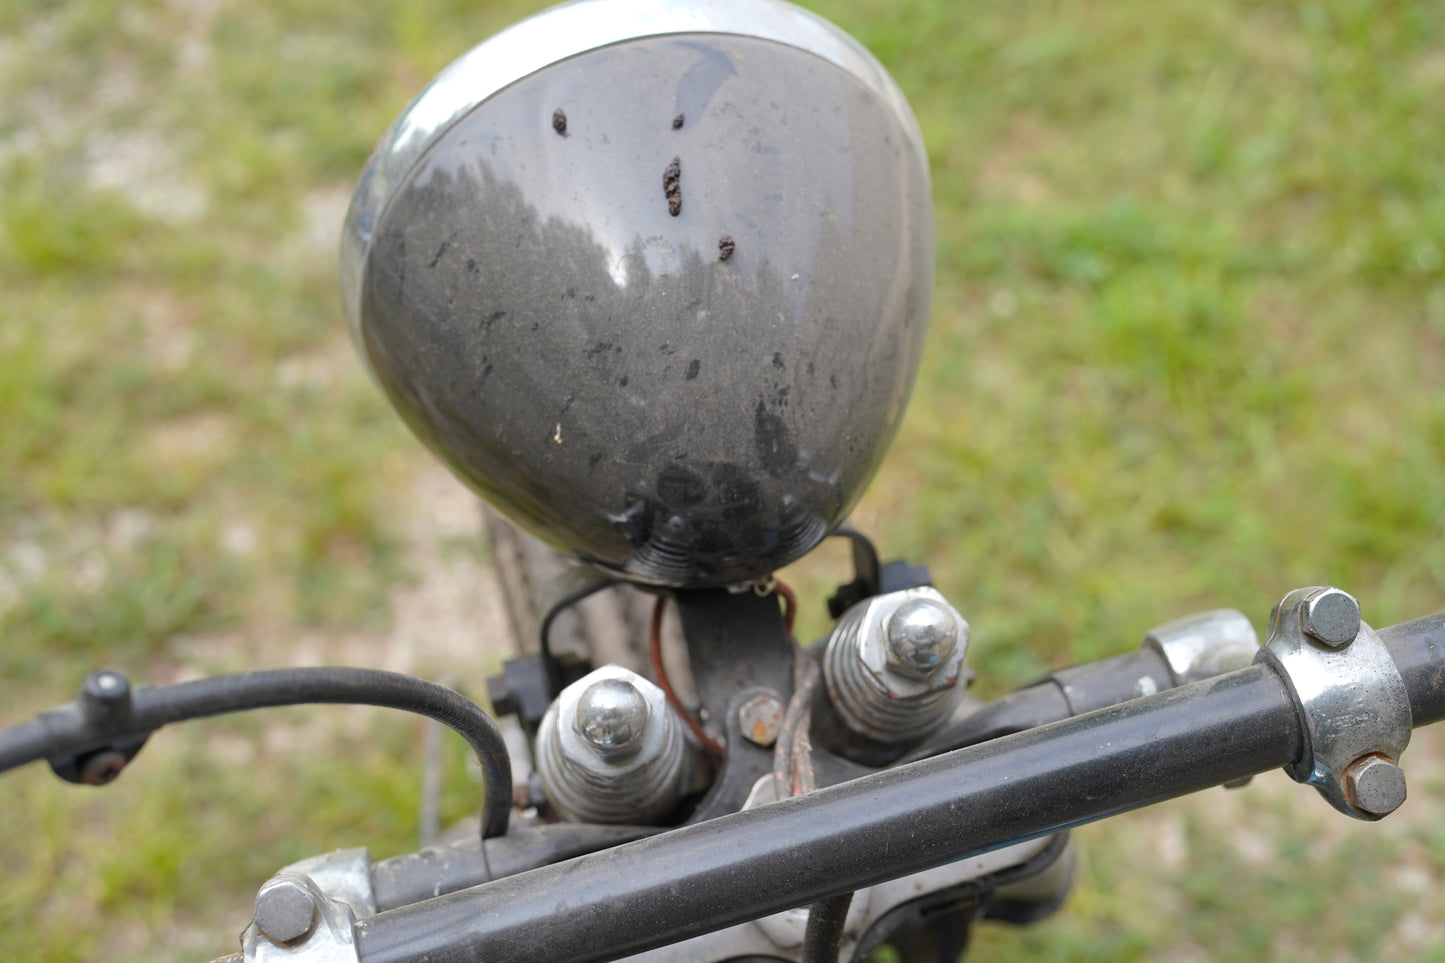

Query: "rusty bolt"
(738, 694), (784, 747)
(1344, 755), (1407, 817)
(1300, 587), (1360, 648)
(254, 876), (319, 946)
(79, 750), (129, 786)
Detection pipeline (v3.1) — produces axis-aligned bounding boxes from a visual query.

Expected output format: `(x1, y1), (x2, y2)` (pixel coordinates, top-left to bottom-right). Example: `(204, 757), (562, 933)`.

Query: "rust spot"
(718, 235), (735, 261)
(80, 750), (129, 785)
(672, 113), (685, 130)
(663, 156), (682, 216)
(552, 108), (567, 136)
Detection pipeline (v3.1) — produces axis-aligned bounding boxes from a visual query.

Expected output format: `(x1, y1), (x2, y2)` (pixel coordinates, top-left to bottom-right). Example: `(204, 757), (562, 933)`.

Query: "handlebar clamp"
(1254, 587), (1412, 820)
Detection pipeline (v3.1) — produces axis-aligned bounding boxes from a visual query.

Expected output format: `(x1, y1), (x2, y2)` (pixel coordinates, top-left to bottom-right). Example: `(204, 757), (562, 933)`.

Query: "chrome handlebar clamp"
(1254, 586), (1412, 820)
(242, 851), (371, 962)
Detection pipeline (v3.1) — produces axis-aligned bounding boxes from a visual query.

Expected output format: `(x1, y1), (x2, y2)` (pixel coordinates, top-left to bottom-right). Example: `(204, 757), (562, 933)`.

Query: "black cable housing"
(0, 666), (512, 839)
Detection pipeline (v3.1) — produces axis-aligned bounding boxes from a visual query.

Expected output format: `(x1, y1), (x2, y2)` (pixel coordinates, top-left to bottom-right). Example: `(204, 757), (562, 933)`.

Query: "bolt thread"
(537, 669), (691, 824)
(823, 602), (958, 742)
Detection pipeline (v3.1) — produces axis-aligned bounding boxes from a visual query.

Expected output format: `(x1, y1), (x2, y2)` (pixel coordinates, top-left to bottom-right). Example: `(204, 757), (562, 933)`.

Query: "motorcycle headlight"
(341, 0), (933, 587)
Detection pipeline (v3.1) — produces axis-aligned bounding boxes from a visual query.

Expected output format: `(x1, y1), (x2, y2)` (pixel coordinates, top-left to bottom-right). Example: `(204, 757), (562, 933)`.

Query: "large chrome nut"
(537, 664), (693, 824)
(883, 596), (960, 681)
(856, 589), (968, 698)
(823, 587), (970, 743)
(575, 677), (651, 755)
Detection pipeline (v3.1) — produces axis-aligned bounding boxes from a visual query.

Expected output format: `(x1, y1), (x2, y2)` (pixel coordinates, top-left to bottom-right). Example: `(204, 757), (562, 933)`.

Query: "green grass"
(2, 0), (1443, 960)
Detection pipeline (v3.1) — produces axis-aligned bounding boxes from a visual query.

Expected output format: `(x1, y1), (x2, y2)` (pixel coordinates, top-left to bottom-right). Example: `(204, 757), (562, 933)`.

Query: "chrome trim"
(1142, 608), (1259, 686)
(1255, 586), (1412, 820)
(339, 0), (920, 345)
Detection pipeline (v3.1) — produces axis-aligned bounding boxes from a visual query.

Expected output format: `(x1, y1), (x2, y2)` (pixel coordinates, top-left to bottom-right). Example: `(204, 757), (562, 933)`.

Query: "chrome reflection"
(340, 0), (922, 345)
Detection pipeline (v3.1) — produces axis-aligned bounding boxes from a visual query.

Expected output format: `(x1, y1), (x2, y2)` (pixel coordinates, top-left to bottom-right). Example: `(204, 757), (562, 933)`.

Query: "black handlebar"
(355, 666), (1292, 962)
(7, 612), (1442, 963)
(348, 611), (1445, 963)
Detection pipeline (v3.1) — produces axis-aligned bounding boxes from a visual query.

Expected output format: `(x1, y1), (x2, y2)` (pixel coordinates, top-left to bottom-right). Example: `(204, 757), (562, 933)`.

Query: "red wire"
(774, 578), (798, 637)
(651, 580), (797, 761)
(650, 596), (725, 758)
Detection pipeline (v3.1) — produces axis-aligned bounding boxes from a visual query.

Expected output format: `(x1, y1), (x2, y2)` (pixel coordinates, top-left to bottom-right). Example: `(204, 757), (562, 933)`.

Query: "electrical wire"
(775, 578), (798, 635)
(801, 892), (854, 963)
(772, 652), (821, 797)
(649, 596), (725, 758)
(0, 666), (514, 839)
(769, 609), (850, 963)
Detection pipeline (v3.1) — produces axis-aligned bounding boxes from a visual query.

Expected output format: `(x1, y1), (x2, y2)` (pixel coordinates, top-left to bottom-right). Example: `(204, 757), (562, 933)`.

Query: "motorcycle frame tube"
(354, 664), (1304, 963)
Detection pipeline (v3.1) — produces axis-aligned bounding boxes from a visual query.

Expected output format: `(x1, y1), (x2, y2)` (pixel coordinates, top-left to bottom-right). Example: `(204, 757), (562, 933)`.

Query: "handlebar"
(342, 609), (1445, 963)
(354, 665), (1296, 962)
(8, 598), (1440, 963)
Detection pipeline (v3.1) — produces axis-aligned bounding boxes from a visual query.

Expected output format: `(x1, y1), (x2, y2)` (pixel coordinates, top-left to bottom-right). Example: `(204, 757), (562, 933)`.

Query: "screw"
(79, 749), (129, 786)
(1300, 587), (1360, 648)
(737, 694), (784, 747)
(575, 678), (649, 753)
(254, 877), (318, 945)
(884, 597), (959, 679)
(1344, 755), (1407, 817)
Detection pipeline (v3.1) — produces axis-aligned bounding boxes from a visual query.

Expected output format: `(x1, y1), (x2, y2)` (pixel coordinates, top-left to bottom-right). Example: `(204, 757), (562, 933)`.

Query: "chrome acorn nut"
(822, 587), (969, 743)
(537, 665), (694, 824)
(576, 677), (651, 753)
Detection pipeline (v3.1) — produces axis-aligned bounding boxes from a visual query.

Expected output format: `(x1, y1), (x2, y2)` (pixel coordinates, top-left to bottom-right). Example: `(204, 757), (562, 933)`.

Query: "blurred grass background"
(1, 0), (1443, 959)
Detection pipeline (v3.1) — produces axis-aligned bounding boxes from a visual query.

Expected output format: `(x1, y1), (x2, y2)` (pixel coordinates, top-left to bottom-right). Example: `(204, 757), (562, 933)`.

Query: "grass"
(2, 0), (1443, 960)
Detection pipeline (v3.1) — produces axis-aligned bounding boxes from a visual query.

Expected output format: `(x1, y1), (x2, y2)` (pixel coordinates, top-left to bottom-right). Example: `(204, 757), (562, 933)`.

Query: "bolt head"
(1300, 587), (1361, 648)
(254, 877), (318, 945)
(575, 678), (650, 752)
(1345, 755), (1407, 818)
(737, 694), (784, 747)
(884, 597), (959, 679)
(79, 749), (129, 786)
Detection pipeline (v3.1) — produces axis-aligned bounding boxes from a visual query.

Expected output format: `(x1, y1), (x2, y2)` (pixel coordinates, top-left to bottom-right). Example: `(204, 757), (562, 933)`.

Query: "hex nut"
(254, 877), (319, 945)
(1344, 755), (1407, 817)
(826, 587), (971, 743)
(856, 593), (967, 698)
(883, 597), (959, 680)
(79, 750), (129, 786)
(738, 694), (785, 747)
(1300, 587), (1360, 648)
(575, 678), (650, 754)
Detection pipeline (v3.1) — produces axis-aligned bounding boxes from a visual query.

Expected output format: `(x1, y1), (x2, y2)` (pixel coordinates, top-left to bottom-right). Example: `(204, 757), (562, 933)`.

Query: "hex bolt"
(1300, 587), (1360, 648)
(1344, 755), (1407, 817)
(79, 749), (129, 786)
(254, 877), (319, 946)
(737, 694), (785, 747)
(884, 597), (959, 679)
(575, 678), (650, 754)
